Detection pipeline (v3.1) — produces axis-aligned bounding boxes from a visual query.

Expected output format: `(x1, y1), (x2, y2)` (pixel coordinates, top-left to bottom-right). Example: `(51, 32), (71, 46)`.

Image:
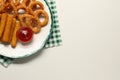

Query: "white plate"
(0, 0), (52, 58)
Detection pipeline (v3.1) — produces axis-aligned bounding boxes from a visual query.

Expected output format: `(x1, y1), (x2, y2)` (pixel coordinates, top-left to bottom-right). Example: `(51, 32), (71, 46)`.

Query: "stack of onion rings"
(0, 0), (49, 33)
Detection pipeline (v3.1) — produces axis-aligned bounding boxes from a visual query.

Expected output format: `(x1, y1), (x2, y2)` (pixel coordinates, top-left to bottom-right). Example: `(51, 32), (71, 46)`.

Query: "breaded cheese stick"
(2, 15), (13, 43)
(11, 22), (20, 48)
(9, 18), (16, 42)
(0, 13), (7, 38)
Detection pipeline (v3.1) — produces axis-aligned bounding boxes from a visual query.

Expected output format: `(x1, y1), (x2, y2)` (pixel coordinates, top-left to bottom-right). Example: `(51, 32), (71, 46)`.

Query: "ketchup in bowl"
(17, 27), (33, 43)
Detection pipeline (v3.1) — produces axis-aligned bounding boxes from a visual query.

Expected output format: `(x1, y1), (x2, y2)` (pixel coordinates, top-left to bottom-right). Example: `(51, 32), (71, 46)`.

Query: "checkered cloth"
(0, 0), (62, 67)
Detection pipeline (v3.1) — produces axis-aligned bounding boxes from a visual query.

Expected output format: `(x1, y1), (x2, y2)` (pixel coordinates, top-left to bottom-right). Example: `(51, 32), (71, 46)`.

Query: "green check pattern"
(44, 0), (62, 48)
(0, 0), (62, 67)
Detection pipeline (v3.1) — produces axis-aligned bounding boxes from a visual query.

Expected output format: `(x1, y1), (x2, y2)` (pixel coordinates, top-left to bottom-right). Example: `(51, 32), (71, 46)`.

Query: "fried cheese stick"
(11, 22), (20, 48)
(2, 15), (13, 43)
(0, 13), (7, 38)
(9, 18), (16, 42)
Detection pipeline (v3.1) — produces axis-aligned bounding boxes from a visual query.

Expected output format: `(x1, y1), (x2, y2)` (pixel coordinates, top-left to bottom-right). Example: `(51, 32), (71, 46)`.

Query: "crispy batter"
(35, 10), (49, 27)
(18, 14), (34, 27)
(5, 3), (17, 17)
(9, 18), (16, 42)
(11, 0), (20, 6)
(0, 0), (5, 13)
(2, 15), (13, 43)
(22, 0), (30, 6)
(11, 22), (20, 48)
(0, 13), (7, 38)
(29, 1), (44, 10)
(28, 1), (44, 15)
(32, 0), (36, 1)
(19, 14), (41, 33)
(17, 4), (28, 14)
(27, 16), (41, 33)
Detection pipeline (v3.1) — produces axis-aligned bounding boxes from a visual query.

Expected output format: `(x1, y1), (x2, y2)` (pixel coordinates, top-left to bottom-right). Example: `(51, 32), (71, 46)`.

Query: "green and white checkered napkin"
(0, 0), (62, 67)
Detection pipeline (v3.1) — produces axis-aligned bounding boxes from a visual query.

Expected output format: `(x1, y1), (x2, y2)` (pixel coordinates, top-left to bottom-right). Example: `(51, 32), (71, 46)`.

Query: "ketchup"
(17, 27), (33, 43)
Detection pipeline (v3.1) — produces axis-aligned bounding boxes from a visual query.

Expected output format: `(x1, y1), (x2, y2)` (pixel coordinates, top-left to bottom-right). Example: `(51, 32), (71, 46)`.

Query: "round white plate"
(0, 0), (52, 58)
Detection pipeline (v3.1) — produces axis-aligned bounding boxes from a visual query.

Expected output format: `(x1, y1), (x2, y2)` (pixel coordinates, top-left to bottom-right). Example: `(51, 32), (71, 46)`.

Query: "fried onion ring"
(35, 10), (49, 27)
(19, 14), (41, 33)
(17, 4), (28, 15)
(5, 0), (20, 6)
(4, 3), (17, 17)
(27, 17), (41, 33)
(22, 0), (30, 6)
(11, 0), (20, 6)
(28, 1), (44, 15)
(18, 14), (31, 27)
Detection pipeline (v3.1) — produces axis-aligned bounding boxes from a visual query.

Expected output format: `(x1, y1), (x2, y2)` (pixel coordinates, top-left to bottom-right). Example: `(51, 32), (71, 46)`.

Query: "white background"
(0, 0), (120, 80)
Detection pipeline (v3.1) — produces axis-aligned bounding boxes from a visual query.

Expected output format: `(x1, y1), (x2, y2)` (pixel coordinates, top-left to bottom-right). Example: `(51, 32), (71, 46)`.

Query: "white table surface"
(0, 0), (120, 80)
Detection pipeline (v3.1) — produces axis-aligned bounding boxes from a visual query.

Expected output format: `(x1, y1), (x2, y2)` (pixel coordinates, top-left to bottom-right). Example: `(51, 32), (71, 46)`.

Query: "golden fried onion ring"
(17, 4), (28, 14)
(11, 0), (20, 6)
(28, 1), (44, 15)
(19, 14), (41, 33)
(18, 14), (33, 27)
(4, 3), (17, 17)
(22, 0), (30, 6)
(35, 10), (49, 27)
